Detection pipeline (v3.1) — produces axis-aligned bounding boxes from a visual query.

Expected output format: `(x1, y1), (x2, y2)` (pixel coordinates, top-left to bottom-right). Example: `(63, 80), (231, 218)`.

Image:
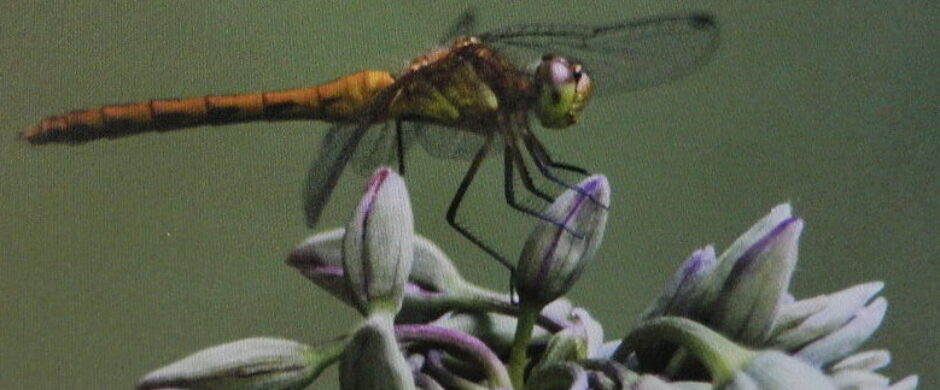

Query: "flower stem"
(395, 324), (512, 390)
(616, 317), (754, 385)
(508, 302), (540, 389)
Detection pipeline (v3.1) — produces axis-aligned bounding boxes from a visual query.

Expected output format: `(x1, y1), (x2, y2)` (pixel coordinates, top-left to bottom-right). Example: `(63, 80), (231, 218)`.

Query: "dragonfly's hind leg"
(446, 137), (515, 271)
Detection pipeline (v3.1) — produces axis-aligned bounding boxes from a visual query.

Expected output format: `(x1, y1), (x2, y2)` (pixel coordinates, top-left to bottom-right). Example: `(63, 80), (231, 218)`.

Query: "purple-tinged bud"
(288, 228), (507, 323)
(287, 228), (353, 306)
(516, 175), (610, 306)
(708, 217), (803, 345)
(640, 246), (717, 321)
(343, 167), (414, 316)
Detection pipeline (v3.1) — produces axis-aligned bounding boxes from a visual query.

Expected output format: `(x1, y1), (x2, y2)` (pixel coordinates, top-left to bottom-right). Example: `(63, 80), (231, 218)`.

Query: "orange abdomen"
(19, 70), (395, 144)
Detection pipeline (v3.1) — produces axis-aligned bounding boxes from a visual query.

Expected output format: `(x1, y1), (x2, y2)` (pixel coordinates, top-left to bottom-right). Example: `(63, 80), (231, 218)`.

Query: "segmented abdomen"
(19, 70), (395, 144)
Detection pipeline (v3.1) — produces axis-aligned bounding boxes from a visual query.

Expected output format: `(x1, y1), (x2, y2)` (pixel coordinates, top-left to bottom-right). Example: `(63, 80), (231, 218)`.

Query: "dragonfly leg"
(506, 143), (554, 203)
(446, 137), (515, 271)
(523, 133), (608, 210)
(523, 133), (590, 175)
(504, 145), (584, 239)
(395, 120), (406, 175)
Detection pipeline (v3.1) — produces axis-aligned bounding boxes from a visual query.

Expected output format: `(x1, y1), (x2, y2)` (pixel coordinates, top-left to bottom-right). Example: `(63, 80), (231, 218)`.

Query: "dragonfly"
(20, 9), (718, 269)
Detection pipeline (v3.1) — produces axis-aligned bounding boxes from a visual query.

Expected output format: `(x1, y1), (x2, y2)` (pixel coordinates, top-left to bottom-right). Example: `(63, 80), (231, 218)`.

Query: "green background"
(1, 2), (936, 388)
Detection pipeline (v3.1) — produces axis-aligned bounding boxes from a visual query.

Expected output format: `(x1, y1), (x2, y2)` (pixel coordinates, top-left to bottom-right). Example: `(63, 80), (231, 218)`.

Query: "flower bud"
(722, 351), (836, 390)
(137, 338), (327, 390)
(343, 167), (414, 316)
(516, 175), (610, 306)
(341, 313), (416, 390)
(792, 296), (887, 366)
(288, 228), (504, 323)
(617, 317), (836, 390)
(771, 282), (885, 354)
(640, 246), (717, 321)
(708, 216), (803, 345)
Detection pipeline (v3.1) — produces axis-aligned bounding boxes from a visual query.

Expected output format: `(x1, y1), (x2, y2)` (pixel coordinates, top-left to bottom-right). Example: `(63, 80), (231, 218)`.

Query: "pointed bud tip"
(733, 217), (803, 274)
(344, 166), (414, 316)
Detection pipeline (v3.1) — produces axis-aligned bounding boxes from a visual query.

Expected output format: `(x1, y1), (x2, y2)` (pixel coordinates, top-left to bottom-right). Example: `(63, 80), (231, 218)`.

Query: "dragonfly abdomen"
(19, 70), (395, 145)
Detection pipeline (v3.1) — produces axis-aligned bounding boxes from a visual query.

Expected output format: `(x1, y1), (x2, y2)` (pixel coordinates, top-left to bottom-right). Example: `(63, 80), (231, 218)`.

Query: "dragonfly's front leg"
(504, 144), (583, 238)
(522, 132), (590, 176)
(522, 132), (608, 209)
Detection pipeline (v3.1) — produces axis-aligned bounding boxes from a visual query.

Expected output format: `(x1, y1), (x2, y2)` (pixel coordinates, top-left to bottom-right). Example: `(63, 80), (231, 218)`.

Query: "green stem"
(617, 317), (754, 385)
(306, 335), (349, 380)
(508, 302), (540, 389)
(443, 284), (568, 331)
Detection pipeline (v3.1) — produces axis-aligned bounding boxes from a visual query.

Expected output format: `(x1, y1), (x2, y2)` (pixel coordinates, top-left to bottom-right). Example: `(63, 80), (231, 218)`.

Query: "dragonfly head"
(533, 54), (594, 129)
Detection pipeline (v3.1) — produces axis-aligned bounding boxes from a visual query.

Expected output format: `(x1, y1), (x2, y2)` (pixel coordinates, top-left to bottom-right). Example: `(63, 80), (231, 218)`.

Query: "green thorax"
(387, 38), (533, 132)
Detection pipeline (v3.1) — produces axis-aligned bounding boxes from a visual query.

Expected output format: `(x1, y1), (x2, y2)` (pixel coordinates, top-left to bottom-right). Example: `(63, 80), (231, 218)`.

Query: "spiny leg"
(504, 144), (583, 238)
(505, 140), (554, 203)
(446, 136), (514, 271)
(523, 132), (589, 175)
(522, 132), (607, 209)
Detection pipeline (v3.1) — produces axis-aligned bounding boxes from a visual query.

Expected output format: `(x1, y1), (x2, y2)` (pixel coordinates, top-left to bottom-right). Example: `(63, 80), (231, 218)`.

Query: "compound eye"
(537, 56), (574, 90)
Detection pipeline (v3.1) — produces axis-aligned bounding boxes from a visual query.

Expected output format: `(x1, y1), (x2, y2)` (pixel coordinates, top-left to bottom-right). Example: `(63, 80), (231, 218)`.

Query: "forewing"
(303, 121), (370, 227)
(479, 13), (719, 96)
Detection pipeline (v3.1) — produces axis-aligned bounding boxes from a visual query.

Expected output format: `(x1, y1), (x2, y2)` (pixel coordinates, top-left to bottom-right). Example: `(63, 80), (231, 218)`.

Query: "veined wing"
(411, 122), (496, 161)
(351, 121), (409, 175)
(439, 8), (478, 45)
(303, 121), (371, 227)
(478, 13), (719, 96)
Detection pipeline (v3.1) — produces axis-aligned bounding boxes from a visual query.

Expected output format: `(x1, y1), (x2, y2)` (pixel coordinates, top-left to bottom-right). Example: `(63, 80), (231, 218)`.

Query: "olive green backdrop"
(1, 2), (936, 388)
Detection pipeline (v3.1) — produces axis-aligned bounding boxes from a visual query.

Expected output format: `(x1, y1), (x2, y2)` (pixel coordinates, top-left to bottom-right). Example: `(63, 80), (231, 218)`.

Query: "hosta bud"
(722, 351), (836, 390)
(617, 317), (836, 390)
(772, 282), (884, 349)
(137, 338), (326, 390)
(708, 216), (803, 345)
(341, 313), (415, 390)
(640, 246), (717, 321)
(516, 175), (609, 306)
(343, 167), (414, 316)
(288, 227), (509, 323)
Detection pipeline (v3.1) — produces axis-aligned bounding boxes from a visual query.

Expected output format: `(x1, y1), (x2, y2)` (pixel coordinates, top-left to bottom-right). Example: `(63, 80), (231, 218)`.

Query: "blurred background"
(1, 1), (936, 388)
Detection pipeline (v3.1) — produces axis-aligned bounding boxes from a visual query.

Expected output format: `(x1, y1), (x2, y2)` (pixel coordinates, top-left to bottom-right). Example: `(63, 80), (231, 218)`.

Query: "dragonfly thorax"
(532, 54), (594, 129)
(387, 37), (533, 132)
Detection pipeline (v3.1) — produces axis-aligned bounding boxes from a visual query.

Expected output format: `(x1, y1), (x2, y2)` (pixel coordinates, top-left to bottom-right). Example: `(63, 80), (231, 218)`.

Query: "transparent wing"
(411, 122), (496, 161)
(350, 121), (396, 175)
(411, 122), (509, 161)
(478, 13), (719, 96)
(303, 121), (371, 227)
(439, 7), (478, 44)
(349, 120), (419, 175)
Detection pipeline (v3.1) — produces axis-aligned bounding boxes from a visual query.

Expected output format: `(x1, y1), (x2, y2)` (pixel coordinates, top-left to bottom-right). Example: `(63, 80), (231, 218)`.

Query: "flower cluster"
(137, 168), (918, 390)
